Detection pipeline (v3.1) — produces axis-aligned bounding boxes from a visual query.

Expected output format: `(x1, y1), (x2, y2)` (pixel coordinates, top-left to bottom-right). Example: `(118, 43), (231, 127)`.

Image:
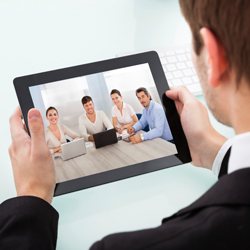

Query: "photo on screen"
(29, 63), (177, 183)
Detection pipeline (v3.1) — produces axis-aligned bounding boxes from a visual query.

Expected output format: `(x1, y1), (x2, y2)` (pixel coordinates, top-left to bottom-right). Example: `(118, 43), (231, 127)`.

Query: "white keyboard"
(118, 43), (202, 96)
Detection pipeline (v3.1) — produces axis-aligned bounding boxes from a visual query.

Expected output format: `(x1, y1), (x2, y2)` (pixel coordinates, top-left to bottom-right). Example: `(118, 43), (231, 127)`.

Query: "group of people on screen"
(45, 87), (174, 154)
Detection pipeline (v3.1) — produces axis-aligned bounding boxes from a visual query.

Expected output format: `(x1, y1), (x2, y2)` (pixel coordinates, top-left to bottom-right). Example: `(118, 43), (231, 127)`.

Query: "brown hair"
(81, 96), (93, 106)
(110, 89), (121, 96)
(179, 0), (250, 84)
(135, 87), (152, 100)
(46, 106), (58, 116)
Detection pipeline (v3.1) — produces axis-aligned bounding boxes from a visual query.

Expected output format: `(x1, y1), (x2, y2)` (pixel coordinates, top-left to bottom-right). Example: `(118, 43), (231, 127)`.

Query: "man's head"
(81, 96), (95, 115)
(135, 87), (152, 109)
(179, 0), (250, 127)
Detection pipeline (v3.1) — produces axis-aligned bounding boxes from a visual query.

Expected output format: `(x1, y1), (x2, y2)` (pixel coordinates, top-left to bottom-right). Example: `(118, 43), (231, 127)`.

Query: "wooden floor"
(54, 137), (177, 183)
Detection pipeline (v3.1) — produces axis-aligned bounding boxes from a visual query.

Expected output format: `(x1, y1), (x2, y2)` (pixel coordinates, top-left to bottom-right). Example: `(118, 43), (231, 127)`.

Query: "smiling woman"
(45, 107), (80, 154)
(110, 89), (138, 134)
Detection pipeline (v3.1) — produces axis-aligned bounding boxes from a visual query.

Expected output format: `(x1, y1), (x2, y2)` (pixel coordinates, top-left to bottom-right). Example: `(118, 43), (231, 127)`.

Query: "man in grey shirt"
(79, 96), (113, 142)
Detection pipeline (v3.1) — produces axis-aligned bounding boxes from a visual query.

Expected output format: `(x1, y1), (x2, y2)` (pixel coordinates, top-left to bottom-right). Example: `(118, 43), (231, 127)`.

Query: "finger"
(28, 109), (47, 154)
(9, 106), (28, 144)
(130, 136), (135, 142)
(165, 86), (195, 104)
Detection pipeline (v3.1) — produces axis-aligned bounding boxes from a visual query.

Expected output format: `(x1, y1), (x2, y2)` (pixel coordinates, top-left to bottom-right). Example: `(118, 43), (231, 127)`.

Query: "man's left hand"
(9, 107), (55, 204)
(129, 134), (141, 144)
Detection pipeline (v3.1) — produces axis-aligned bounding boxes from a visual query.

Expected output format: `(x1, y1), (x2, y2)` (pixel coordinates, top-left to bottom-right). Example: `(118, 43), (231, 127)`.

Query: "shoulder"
(125, 102), (135, 114)
(59, 124), (70, 131)
(112, 105), (117, 112)
(124, 102), (133, 110)
(97, 110), (107, 117)
(58, 124), (64, 130)
(79, 114), (87, 120)
(152, 101), (161, 108)
(152, 101), (164, 112)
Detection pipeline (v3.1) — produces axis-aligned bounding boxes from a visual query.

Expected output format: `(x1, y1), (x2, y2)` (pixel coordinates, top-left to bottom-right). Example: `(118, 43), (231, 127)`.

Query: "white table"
(55, 136), (177, 183)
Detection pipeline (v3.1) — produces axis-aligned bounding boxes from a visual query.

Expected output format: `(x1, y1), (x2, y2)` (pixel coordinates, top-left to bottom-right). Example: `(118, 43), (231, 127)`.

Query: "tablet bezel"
(14, 51), (191, 196)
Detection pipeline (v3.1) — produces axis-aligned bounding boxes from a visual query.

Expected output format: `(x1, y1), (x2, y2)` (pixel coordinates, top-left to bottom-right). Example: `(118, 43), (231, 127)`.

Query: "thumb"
(28, 109), (46, 152)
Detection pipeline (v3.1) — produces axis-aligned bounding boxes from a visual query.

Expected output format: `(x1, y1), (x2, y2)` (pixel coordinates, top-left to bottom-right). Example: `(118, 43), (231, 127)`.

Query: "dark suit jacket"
(90, 148), (250, 249)
(0, 196), (58, 250)
(2, 148), (250, 249)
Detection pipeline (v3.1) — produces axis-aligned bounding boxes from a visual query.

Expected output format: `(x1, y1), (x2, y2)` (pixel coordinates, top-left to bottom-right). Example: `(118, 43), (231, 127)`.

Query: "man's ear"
(200, 27), (228, 88)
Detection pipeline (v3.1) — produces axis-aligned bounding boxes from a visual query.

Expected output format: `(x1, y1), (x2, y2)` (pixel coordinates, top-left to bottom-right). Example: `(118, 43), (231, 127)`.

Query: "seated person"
(127, 87), (173, 144)
(45, 106), (80, 154)
(79, 96), (113, 142)
(110, 89), (138, 134)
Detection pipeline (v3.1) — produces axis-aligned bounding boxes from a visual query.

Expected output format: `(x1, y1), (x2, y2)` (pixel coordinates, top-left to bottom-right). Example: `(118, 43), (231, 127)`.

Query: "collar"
(122, 102), (127, 109)
(228, 132), (250, 174)
(114, 102), (126, 110)
(146, 100), (155, 112)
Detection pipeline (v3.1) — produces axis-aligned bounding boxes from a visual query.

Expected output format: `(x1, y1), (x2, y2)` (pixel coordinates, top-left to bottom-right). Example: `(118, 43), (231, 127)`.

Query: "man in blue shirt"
(127, 87), (173, 144)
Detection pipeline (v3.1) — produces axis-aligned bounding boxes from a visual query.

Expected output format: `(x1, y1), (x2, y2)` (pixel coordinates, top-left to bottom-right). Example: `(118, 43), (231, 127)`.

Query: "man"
(128, 87), (173, 144)
(1, 0), (250, 248)
(79, 96), (113, 141)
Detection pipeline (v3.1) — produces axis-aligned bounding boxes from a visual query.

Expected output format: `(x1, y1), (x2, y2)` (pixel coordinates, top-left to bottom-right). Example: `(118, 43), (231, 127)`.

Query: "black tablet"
(14, 51), (191, 196)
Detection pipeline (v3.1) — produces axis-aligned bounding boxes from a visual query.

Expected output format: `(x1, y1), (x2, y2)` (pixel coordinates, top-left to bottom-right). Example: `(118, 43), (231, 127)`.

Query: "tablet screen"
(29, 63), (177, 183)
(14, 51), (191, 196)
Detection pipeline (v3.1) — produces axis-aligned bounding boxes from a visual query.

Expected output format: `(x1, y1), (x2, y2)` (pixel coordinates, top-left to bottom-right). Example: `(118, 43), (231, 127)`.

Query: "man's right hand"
(54, 146), (61, 153)
(166, 86), (227, 170)
(88, 135), (94, 141)
(127, 127), (135, 135)
(8, 107), (56, 204)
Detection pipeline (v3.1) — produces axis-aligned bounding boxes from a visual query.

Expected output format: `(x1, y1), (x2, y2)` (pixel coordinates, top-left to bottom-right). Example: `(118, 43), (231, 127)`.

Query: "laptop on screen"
(93, 128), (118, 149)
(61, 138), (86, 161)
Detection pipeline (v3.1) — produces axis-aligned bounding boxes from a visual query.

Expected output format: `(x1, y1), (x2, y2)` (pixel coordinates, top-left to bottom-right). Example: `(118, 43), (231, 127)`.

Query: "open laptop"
(61, 138), (86, 161)
(93, 128), (118, 149)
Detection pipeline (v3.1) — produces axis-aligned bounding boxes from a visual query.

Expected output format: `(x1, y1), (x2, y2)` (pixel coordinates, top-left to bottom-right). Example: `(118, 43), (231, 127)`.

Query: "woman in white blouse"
(110, 89), (138, 134)
(45, 107), (80, 154)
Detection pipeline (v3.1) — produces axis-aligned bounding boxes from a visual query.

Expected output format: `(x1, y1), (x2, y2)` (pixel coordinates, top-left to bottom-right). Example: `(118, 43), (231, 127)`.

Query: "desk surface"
(0, 1), (235, 249)
(55, 135), (177, 183)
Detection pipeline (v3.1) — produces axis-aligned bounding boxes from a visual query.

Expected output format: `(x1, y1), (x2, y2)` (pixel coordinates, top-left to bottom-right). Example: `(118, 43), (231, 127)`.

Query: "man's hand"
(88, 135), (94, 141)
(129, 134), (141, 144)
(8, 107), (55, 204)
(166, 87), (227, 170)
(53, 146), (61, 153)
(127, 127), (135, 134)
(116, 127), (123, 134)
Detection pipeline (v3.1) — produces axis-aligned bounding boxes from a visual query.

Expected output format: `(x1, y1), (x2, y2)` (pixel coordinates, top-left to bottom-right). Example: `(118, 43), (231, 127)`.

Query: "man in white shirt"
(78, 96), (113, 142)
(3, 0), (250, 248)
